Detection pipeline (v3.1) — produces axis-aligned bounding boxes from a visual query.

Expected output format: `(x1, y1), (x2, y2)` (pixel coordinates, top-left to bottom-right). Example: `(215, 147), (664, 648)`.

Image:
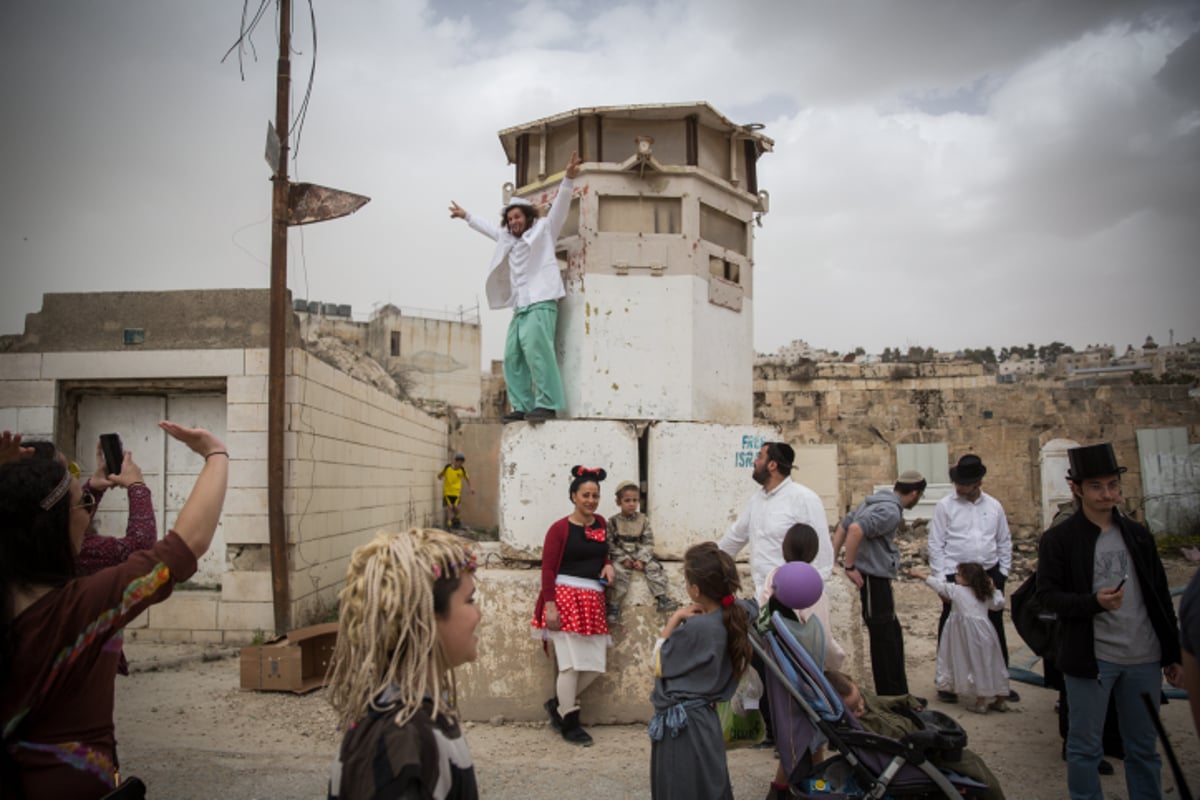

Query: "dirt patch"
(116, 562), (1200, 799)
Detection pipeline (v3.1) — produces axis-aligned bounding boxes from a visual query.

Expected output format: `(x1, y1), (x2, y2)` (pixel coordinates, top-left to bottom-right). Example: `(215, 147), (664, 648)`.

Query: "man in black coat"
(1037, 442), (1183, 800)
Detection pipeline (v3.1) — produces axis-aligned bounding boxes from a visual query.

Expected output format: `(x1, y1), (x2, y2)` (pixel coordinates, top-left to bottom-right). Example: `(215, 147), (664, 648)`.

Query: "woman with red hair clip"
(531, 466), (614, 746)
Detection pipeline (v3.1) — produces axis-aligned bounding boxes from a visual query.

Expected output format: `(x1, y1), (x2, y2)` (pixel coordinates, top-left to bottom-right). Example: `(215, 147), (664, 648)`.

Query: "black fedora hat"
(1067, 443), (1127, 481)
(949, 454), (987, 484)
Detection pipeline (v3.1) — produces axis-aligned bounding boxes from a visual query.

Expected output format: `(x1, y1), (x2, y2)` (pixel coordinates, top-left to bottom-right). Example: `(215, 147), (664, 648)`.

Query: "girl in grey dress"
(648, 542), (752, 800)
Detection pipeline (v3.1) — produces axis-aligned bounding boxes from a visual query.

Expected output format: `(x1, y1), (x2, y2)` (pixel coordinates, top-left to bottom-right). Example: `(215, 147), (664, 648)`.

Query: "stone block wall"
(281, 349), (447, 627)
(755, 363), (1200, 538)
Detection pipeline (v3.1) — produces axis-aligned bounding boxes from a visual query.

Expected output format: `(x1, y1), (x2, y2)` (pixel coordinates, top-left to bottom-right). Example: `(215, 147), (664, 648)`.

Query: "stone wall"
(283, 350), (447, 626)
(755, 362), (1200, 538)
(0, 344), (447, 642)
(10, 289), (294, 352)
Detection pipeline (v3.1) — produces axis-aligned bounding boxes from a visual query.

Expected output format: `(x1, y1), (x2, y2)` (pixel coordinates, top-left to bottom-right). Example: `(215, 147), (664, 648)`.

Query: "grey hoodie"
(839, 489), (904, 579)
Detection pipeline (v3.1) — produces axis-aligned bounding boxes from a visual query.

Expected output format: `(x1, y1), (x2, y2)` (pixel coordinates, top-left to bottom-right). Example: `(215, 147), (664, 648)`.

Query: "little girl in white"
(910, 562), (1010, 713)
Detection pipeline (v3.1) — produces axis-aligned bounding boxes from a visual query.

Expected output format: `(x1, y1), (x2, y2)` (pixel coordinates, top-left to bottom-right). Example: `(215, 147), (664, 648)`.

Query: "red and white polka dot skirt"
(532, 582), (609, 636)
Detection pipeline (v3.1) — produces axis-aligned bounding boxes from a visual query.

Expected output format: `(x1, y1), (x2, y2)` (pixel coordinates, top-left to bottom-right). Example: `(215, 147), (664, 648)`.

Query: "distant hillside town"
(756, 335), (1200, 388)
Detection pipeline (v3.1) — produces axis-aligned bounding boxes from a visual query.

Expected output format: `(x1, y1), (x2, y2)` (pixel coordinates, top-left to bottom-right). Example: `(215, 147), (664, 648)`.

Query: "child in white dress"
(911, 562), (1010, 713)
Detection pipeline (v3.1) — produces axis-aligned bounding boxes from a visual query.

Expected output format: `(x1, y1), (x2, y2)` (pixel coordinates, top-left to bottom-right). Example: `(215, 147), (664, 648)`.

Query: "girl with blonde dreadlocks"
(327, 529), (480, 800)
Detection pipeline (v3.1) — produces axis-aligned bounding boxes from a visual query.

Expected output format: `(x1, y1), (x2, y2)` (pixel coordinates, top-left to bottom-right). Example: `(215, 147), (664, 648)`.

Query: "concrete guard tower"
(494, 103), (783, 562)
(497, 102), (772, 423)
(462, 104), (809, 723)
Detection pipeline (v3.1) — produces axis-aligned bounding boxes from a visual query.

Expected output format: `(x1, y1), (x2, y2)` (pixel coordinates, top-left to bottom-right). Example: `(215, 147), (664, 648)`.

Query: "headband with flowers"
(432, 552), (478, 580)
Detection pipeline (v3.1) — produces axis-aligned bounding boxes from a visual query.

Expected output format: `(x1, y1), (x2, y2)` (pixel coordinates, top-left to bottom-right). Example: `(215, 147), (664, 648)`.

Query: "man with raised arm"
(449, 152), (581, 424)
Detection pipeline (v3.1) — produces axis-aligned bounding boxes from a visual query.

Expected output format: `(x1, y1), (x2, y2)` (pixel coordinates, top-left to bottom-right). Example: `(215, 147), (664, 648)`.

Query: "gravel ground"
(115, 562), (1200, 799)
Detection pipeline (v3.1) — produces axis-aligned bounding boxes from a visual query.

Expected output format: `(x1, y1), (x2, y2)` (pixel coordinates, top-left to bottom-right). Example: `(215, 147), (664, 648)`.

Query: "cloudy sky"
(2, 1), (1198, 365)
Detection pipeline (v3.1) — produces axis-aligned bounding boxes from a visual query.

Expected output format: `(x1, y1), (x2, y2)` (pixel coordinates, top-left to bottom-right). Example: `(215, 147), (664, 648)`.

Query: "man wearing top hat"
(1037, 442), (1182, 800)
(449, 151), (582, 424)
(927, 453), (1015, 703)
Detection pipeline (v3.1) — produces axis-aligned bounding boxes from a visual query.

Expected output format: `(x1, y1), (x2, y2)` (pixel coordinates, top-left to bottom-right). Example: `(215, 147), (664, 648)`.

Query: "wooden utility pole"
(261, 0), (368, 635)
(267, 0), (293, 635)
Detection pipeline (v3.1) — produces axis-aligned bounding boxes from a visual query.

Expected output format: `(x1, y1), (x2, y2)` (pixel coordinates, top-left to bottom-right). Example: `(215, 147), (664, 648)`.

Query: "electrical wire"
(220, 0), (272, 78)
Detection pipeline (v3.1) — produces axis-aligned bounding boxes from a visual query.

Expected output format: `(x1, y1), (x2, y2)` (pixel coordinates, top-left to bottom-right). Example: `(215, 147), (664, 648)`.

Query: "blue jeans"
(1063, 660), (1162, 800)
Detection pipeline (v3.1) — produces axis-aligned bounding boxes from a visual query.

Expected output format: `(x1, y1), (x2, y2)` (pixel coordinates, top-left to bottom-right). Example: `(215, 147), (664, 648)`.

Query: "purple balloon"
(773, 561), (823, 610)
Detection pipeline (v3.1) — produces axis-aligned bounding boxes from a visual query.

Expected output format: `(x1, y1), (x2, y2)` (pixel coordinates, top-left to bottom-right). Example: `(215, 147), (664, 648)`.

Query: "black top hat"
(949, 454), (987, 484)
(1067, 443), (1127, 481)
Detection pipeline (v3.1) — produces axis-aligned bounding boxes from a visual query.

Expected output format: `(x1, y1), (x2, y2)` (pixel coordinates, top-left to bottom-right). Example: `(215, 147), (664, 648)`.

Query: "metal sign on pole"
(264, 121), (281, 176)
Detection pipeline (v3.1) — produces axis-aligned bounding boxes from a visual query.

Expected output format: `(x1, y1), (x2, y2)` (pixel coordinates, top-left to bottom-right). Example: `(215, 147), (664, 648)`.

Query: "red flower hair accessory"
(721, 595), (735, 607)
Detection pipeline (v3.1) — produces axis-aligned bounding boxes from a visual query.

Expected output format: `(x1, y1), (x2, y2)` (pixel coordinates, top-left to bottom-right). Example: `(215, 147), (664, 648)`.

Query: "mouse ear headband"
(570, 465), (608, 483)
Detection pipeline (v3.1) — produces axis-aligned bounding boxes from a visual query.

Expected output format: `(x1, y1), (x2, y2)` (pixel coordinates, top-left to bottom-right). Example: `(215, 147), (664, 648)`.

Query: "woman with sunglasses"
(0, 422), (228, 799)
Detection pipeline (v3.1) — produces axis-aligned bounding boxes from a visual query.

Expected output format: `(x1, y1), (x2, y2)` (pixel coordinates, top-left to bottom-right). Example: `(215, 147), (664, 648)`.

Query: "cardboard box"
(239, 622), (338, 693)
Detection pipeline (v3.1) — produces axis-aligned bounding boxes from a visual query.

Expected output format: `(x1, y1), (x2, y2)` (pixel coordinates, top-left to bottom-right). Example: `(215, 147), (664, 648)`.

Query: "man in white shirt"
(719, 442), (832, 598)
(927, 453), (1016, 703)
(449, 151), (581, 424)
(719, 440), (831, 750)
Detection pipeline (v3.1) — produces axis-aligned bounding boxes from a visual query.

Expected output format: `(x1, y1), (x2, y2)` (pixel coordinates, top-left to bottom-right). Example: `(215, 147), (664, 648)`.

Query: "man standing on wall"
(831, 470), (927, 696)
(449, 152), (581, 424)
(927, 453), (1016, 703)
(1037, 442), (1182, 800)
(719, 441), (832, 597)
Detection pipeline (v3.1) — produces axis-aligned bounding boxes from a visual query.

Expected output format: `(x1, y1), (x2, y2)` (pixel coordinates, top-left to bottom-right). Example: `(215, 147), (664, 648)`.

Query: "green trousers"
(504, 300), (564, 413)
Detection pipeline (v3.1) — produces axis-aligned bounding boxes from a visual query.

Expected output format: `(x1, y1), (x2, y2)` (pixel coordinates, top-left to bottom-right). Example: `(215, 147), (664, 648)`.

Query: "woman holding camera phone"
(0, 422), (228, 799)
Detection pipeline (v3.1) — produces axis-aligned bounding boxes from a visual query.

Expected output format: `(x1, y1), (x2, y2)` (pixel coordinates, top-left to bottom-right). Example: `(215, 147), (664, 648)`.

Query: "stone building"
(754, 359), (1200, 536)
(0, 289), (446, 641)
(294, 299), (483, 416)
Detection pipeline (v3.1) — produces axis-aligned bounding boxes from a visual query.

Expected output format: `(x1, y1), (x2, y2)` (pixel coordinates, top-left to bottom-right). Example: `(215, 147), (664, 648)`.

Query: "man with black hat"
(1037, 442), (1182, 800)
(927, 453), (1015, 703)
(831, 469), (928, 696)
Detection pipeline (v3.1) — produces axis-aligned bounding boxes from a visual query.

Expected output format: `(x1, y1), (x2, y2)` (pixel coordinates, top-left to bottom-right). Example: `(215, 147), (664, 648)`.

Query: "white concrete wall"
(498, 419), (639, 557)
(551, 167), (758, 423)
(557, 275), (752, 422)
(646, 422), (781, 559)
(0, 353), (55, 437)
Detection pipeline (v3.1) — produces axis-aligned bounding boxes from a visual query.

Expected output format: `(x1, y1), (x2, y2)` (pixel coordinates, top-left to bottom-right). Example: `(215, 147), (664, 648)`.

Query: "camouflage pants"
(608, 543), (669, 606)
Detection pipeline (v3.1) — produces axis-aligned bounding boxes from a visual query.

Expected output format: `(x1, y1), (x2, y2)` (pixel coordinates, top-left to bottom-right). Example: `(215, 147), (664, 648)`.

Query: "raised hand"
(448, 201), (467, 219)
(109, 451), (146, 488)
(0, 430), (33, 465)
(564, 151), (582, 179)
(158, 421), (225, 459)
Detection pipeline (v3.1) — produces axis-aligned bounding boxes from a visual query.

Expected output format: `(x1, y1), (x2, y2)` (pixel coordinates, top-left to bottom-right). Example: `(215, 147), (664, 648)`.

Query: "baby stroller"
(750, 606), (990, 799)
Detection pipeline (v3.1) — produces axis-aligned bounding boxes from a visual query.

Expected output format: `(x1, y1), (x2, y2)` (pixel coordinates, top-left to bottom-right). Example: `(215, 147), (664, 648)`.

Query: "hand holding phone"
(100, 433), (124, 477)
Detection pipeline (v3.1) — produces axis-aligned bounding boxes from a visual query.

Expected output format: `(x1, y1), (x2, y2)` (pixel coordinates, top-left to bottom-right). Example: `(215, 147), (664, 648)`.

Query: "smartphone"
(99, 433), (124, 476)
(1115, 575), (1127, 591)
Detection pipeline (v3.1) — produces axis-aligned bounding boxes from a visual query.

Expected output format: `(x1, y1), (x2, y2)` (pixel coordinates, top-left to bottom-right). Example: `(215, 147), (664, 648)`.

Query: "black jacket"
(1036, 508), (1180, 678)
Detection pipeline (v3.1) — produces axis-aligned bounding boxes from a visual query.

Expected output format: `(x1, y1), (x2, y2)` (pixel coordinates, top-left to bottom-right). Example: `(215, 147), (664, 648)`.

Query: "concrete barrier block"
(498, 420), (639, 557)
(646, 422), (780, 560)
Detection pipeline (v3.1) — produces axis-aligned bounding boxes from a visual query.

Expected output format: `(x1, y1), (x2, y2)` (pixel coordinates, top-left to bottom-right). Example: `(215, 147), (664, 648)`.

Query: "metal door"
(75, 393), (227, 586)
(1137, 427), (1199, 536)
(1039, 438), (1080, 529)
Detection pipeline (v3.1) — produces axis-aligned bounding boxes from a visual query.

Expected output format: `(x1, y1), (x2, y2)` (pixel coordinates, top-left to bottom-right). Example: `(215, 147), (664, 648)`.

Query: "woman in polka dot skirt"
(532, 465), (614, 746)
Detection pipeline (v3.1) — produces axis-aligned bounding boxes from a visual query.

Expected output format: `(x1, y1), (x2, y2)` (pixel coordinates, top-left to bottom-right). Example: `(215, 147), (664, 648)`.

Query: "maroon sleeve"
(534, 518), (569, 624)
(77, 484), (159, 576)
(541, 518), (567, 600)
